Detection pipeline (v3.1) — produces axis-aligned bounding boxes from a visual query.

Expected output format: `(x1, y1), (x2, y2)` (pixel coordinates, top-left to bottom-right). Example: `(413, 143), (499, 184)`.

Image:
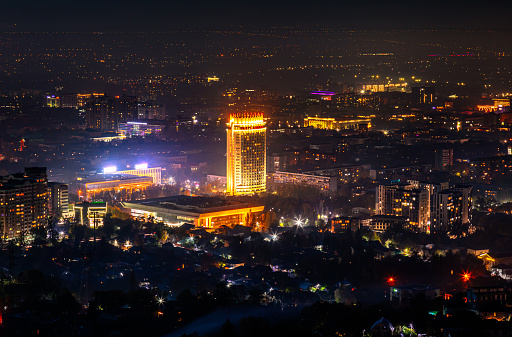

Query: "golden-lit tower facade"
(226, 112), (267, 195)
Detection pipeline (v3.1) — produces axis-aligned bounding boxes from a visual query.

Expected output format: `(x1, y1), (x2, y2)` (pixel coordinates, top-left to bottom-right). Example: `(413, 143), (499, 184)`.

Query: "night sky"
(3, 0), (512, 31)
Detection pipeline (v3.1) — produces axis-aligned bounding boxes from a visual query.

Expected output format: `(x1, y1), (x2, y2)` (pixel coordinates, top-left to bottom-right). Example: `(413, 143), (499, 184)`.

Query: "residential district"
(1, 28), (512, 337)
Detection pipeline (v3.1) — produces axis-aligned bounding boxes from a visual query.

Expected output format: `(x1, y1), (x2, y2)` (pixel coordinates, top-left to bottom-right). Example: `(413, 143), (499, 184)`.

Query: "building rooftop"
(126, 195), (258, 214)
(83, 174), (151, 184)
(469, 276), (509, 288)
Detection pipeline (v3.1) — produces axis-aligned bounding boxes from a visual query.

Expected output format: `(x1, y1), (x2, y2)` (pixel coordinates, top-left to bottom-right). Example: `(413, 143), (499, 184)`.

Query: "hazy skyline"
(4, 0), (512, 31)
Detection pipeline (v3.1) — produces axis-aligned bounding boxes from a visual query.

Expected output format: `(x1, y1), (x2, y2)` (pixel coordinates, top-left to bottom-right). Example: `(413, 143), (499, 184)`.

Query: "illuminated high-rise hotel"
(226, 113), (267, 195)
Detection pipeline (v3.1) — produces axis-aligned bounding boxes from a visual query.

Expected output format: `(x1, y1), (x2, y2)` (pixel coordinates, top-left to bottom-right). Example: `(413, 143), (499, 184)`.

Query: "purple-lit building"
(118, 120), (165, 137)
(310, 90), (336, 101)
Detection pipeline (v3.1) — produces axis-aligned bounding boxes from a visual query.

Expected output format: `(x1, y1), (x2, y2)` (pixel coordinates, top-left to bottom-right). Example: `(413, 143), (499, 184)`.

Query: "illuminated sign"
(135, 163), (148, 170)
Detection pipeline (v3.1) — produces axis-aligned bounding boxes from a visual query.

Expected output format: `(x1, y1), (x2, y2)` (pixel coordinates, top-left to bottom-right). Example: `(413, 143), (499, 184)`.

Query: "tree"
(47, 216), (58, 245)
(101, 214), (116, 239)
(30, 223), (47, 245)
(18, 229), (28, 247)
(108, 205), (131, 220)
(56, 290), (81, 316)
(156, 228), (169, 244)
(261, 211), (276, 232)
(220, 319), (235, 337)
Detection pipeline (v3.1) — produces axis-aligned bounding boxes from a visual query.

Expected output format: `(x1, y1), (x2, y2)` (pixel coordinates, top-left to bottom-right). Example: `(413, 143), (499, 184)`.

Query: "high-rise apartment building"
(85, 96), (115, 130)
(138, 101), (166, 120)
(375, 184), (430, 232)
(434, 148), (453, 170)
(430, 190), (462, 232)
(114, 95), (138, 123)
(377, 181), (472, 233)
(60, 93), (79, 108)
(85, 95), (138, 131)
(48, 182), (69, 217)
(226, 113), (267, 195)
(0, 168), (49, 240)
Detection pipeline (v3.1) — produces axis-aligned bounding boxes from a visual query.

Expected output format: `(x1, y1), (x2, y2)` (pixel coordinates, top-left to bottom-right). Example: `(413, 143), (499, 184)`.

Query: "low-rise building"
(330, 216), (361, 233)
(116, 166), (162, 185)
(122, 195), (264, 229)
(78, 174), (153, 199)
(117, 121), (165, 137)
(467, 276), (509, 306)
(304, 116), (371, 130)
(75, 201), (108, 227)
(370, 215), (408, 233)
(272, 171), (338, 194)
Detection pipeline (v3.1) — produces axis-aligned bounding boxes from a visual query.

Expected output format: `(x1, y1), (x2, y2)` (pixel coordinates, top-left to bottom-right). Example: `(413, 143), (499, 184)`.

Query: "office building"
(116, 166), (162, 185)
(0, 168), (49, 240)
(303, 117), (371, 130)
(48, 182), (69, 217)
(226, 113), (267, 195)
(78, 174), (153, 199)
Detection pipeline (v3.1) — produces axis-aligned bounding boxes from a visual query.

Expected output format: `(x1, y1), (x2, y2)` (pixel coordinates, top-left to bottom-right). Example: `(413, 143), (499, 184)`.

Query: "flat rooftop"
(125, 195), (261, 214)
(83, 174), (151, 183)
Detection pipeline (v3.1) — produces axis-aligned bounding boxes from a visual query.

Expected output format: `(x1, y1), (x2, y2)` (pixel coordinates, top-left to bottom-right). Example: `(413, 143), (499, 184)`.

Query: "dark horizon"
(3, 0), (512, 31)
